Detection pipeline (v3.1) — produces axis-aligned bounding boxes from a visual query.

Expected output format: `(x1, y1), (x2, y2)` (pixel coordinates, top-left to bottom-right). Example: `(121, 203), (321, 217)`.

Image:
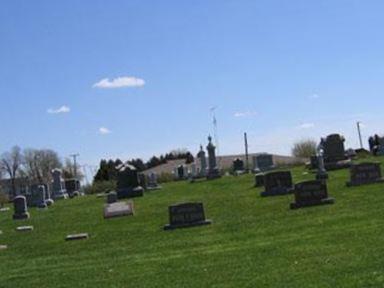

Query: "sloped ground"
(0, 156), (384, 287)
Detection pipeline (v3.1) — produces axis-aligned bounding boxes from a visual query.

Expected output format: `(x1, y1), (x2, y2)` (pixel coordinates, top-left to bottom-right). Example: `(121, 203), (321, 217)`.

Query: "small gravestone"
(147, 173), (161, 190)
(164, 202), (212, 230)
(116, 163), (144, 199)
(51, 169), (68, 199)
(65, 179), (81, 198)
(291, 180), (334, 209)
(346, 162), (384, 186)
(254, 173), (264, 187)
(107, 191), (118, 204)
(261, 171), (293, 197)
(12, 196), (30, 220)
(253, 154), (275, 173)
(233, 158), (245, 175)
(65, 233), (89, 241)
(36, 185), (48, 209)
(104, 201), (134, 219)
(0, 245), (7, 250)
(206, 136), (221, 180)
(16, 226), (33, 232)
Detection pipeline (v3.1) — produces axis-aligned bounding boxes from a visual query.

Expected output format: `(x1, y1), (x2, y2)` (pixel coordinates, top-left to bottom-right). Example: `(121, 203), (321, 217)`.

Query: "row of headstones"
(232, 154), (275, 174)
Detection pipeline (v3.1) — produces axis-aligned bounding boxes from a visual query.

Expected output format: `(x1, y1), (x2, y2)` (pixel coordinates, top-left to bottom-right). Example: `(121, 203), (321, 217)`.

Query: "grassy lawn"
(1, 156), (384, 287)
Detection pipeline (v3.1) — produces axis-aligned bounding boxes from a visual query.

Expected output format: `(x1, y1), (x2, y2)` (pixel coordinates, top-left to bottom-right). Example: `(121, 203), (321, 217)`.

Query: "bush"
(83, 180), (116, 195)
(291, 139), (317, 158)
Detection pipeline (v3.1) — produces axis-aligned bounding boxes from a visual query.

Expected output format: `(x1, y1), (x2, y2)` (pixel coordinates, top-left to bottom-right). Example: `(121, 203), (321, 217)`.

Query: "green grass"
(1, 156), (384, 287)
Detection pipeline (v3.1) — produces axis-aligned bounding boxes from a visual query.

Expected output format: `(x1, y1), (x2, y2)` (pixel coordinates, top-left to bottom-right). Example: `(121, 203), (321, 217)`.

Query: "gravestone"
(253, 154), (275, 173)
(290, 180), (334, 209)
(0, 245), (7, 250)
(177, 165), (185, 180)
(346, 162), (384, 186)
(104, 201), (134, 219)
(164, 202), (212, 230)
(65, 179), (81, 198)
(233, 158), (245, 174)
(308, 155), (318, 170)
(12, 195), (30, 220)
(319, 134), (350, 170)
(260, 171), (294, 197)
(138, 173), (147, 190)
(197, 145), (207, 178)
(51, 169), (68, 199)
(116, 164), (144, 199)
(36, 185), (47, 209)
(147, 173), (161, 190)
(65, 233), (89, 241)
(107, 191), (118, 204)
(254, 173), (264, 187)
(206, 136), (221, 180)
(377, 137), (384, 156)
(16, 226), (33, 232)
(316, 150), (328, 180)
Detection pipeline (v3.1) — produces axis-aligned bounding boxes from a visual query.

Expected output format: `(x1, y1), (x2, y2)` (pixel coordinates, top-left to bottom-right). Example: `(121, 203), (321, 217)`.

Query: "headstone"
(261, 171), (294, 197)
(106, 191), (118, 204)
(44, 185), (54, 206)
(103, 201), (134, 219)
(65, 179), (81, 198)
(377, 137), (384, 156)
(206, 136), (221, 180)
(164, 202), (212, 230)
(197, 145), (207, 178)
(12, 195), (30, 220)
(116, 163), (144, 199)
(16, 226), (34, 232)
(147, 173), (161, 190)
(0, 245), (7, 250)
(138, 173), (147, 190)
(65, 233), (89, 241)
(290, 180), (334, 209)
(253, 154), (275, 173)
(177, 165), (185, 180)
(346, 162), (384, 186)
(51, 169), (68, 199)
(233, 158), (245, 174)
(319, 134), (350, 170)
(254, 173), (264, 187)
(309, 155), (318, 170)
(316, 149), (328, 180)
(36, 185), (47, 209)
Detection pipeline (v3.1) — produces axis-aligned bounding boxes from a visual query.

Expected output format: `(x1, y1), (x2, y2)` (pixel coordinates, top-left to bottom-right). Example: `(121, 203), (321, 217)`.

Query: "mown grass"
(1, 156), (384, 287)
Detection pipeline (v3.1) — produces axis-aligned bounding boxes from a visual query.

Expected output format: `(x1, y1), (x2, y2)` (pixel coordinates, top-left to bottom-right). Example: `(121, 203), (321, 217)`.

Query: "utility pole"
(356, 122), (363, 149)
(69, 153), (80, 179)
(244, 132), (249, 173)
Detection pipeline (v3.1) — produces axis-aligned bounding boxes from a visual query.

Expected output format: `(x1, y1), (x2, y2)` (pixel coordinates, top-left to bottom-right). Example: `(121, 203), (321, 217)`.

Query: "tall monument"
(206, 136), (221, 180)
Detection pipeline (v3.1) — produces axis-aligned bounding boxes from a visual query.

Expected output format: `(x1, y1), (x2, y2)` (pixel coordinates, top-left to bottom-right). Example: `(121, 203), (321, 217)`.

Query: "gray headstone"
(197, 145), (207, 177)
(291, 180), (334, 209)
(51, 169), (68, 200)
(12, 196), (30, 220)
(103, 201), (134, 219)
(346, 162), (384, 186)
(164, 202), (212, 230)
(253, 154), (274, 172)
(261, 171), (294, 197)
(36, 185), (47, 209)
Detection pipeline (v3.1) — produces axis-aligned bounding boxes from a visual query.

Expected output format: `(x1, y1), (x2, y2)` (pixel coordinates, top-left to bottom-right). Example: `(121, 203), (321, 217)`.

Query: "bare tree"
(0, 146), (24, 197)
(291, 139), (317, 158)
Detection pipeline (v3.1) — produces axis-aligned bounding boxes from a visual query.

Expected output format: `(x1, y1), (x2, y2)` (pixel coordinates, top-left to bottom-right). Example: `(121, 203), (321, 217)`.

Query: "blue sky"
(1, 0), (384, 176)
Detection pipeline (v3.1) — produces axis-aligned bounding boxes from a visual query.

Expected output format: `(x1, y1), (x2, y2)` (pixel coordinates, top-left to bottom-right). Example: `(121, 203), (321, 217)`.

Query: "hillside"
(0, 156), (384, 287)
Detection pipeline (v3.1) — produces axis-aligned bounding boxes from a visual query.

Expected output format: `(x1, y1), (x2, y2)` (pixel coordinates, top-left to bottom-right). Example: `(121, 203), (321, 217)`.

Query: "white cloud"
(309, 94), (320, 99)
(93, 76), (145, 89)
(99, 127), (111, 135)
(234, 111), (257, 118)
(297, 123), (315, 129)
(47, 105), (70, 114)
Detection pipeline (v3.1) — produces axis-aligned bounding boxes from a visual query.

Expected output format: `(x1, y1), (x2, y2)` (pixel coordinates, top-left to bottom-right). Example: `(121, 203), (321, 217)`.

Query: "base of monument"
(45, 199), (54, 206)
(290, 197), (335, 209)
(37, 202), (48, 209)
(117, 186), (144, 199)
(206, 170), (221, 180)
(163, 219), (212, 230)
(346, 178), (384, 187)
(325, 160), (351, 171)
(260, 188), (294, 197)
(54, 193), (69, 200)
(12, 212), (30, 220)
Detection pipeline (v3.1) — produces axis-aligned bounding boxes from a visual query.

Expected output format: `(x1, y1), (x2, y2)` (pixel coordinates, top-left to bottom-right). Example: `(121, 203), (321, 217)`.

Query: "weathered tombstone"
(254, 173), (264, 187)
(106, 191), (118, 204)
(36, 185), (47, 209)
(316, 149), (328, 180)
(206, 136), (221, 180)
(138, 173), (147, 190)
(164, 202), (212, 230)
(104, 201), (134, 219)
(253, 154), (275, 173)
(233, 158), (245, 174)
(290, 180), (334, 209)
(197, 145), (207, 178)
(346, 162), (384, 186)
(51, 169), (68, 199)
(12, 195), (30, 220)
(65, 233), (89, 241)
(116, 164), (144, 199)
(319, 134), (350, 170)
(260, 171), (294, 197)
(65, 179), (81, 198)
(147, 173), (161, 190)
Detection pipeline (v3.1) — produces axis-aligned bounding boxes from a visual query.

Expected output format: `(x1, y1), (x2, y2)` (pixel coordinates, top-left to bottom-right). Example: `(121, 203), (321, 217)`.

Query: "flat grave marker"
(346, 162), (384, 186)
(291, 180), (334, 209)
(164, 202), (212, 230)
(0, 245), (7, 250)
(16, 226), (34, 232)
(104, 201), (134, 219)
(65, 233), (89, 241)
(0, 207), (10, 212)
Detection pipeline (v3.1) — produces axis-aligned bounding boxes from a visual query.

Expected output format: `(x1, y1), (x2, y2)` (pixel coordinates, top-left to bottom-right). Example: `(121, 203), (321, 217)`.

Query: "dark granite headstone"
(36, 185), (47, 209)
(65, 179), (81, 198)
(290, 180), (334, 209)
(116, 164), (144, 199)
(254, 173), (264, 187)
(13, 196), (30, 220)
(164, 202), (212, 230)
(346, 162), (384, 186)
(320, 134), (350, 170)
(261, 171), (294, 197)
(233, 158), (245, 173)
(206, 136), (221, 180)
(107, 191), (118, 204)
